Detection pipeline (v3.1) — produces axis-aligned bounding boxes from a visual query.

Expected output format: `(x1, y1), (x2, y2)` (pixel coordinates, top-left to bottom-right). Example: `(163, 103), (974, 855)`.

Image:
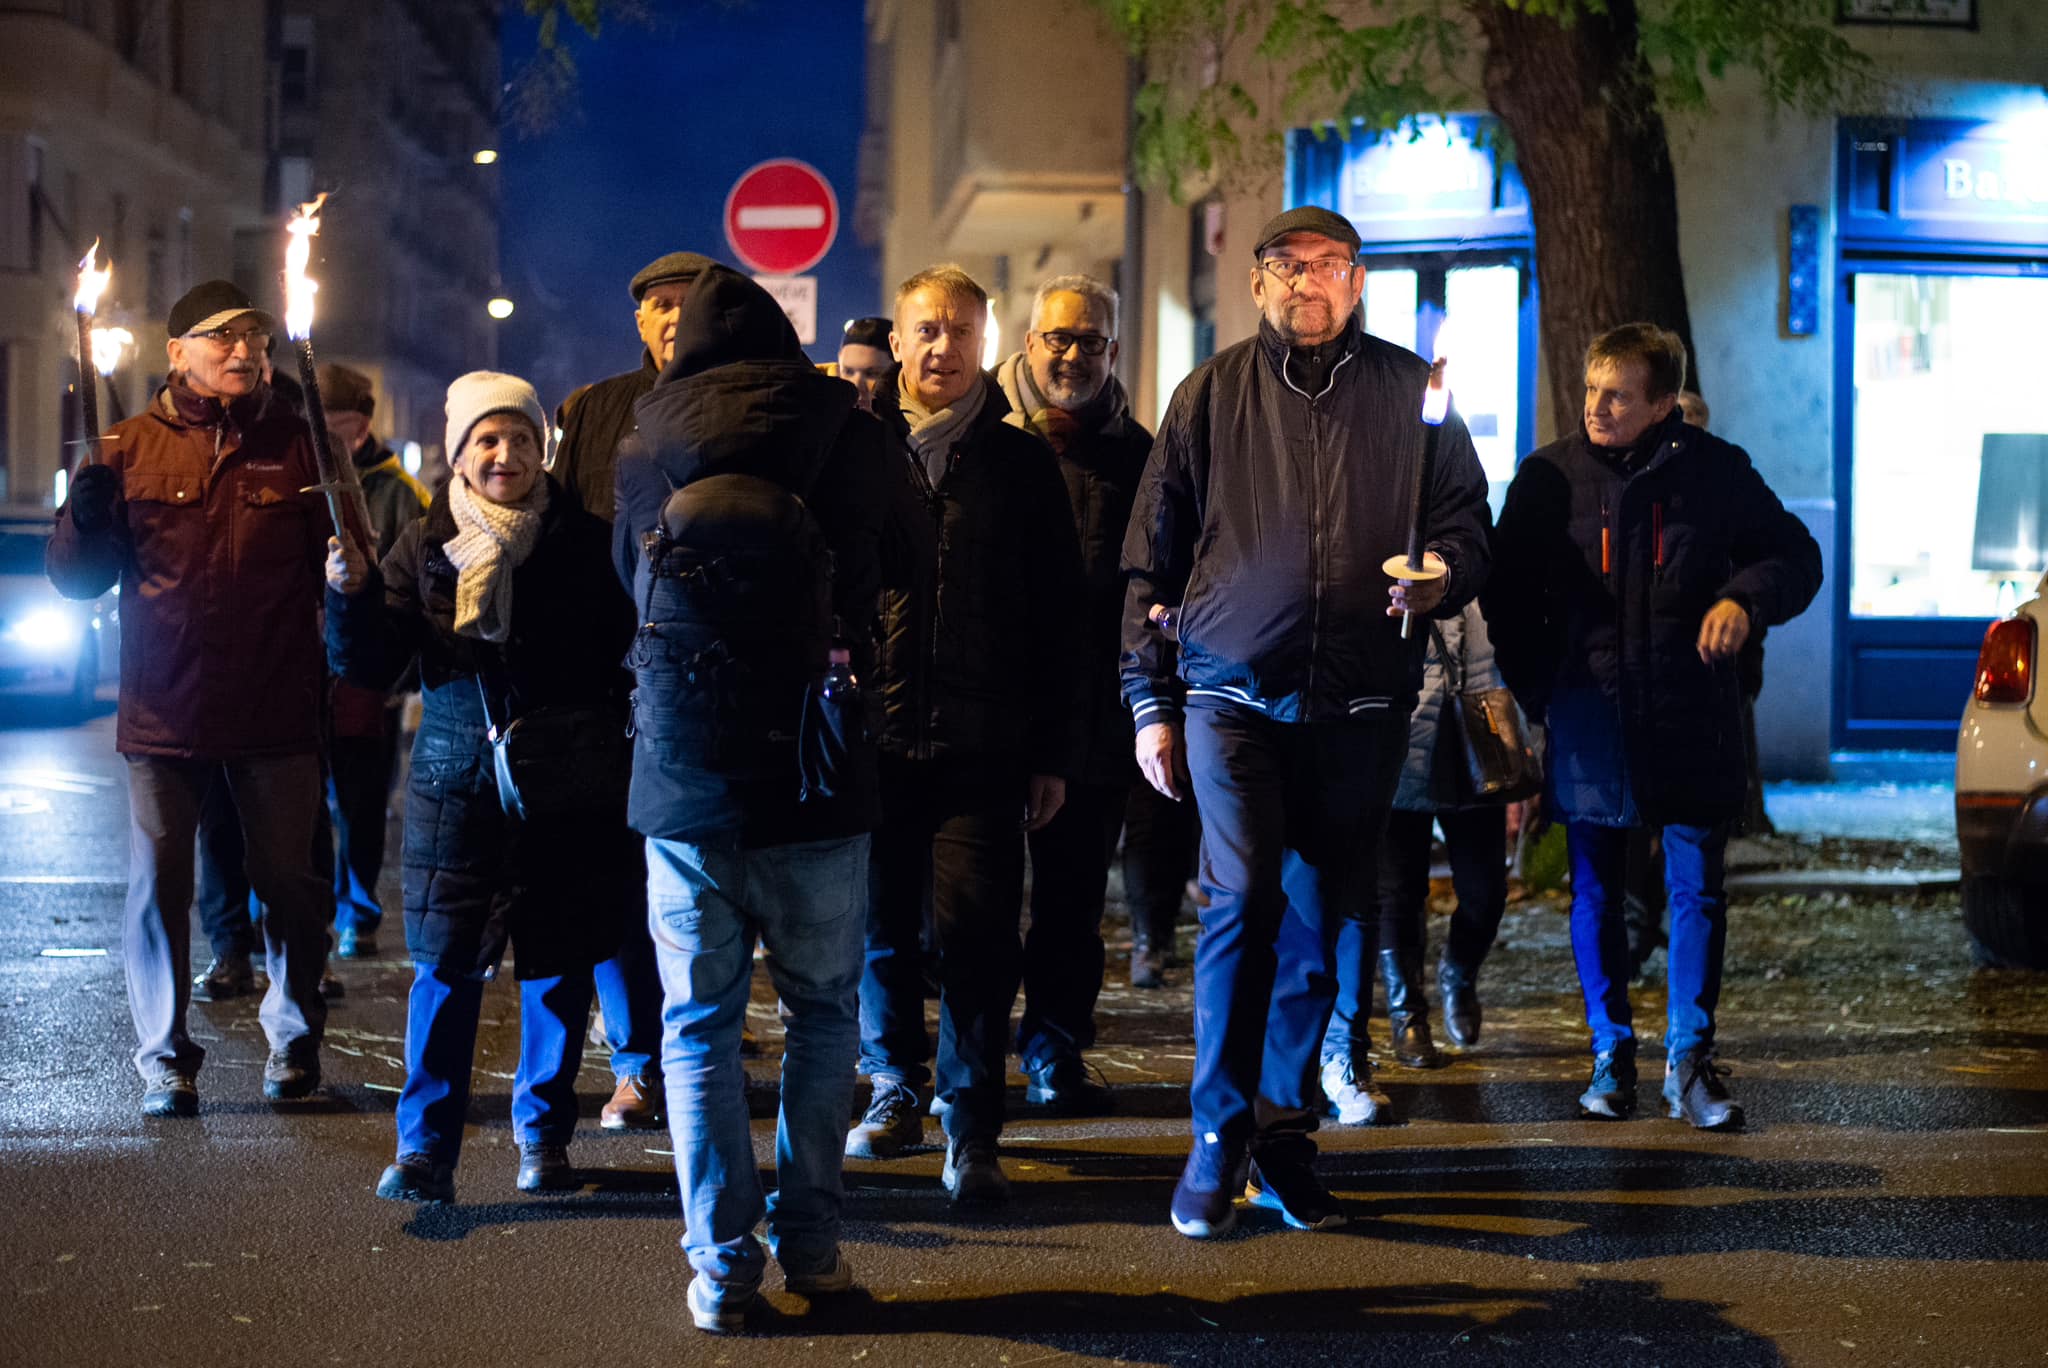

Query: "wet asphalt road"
(2, 706), (2046, 1367)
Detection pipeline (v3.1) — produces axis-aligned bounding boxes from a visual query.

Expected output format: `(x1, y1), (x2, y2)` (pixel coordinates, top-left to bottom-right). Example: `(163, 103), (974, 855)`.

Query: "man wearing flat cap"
(545, 250), (712, 1135)
(47, 279), (335, 1117)
(1121, 206), (1492, 1237)
(551, 250), (713, 522)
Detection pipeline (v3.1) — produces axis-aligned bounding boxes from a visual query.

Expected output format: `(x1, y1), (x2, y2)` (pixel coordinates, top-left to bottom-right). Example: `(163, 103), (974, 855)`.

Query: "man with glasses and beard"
(48, 280), (333, 1117)
(1121, 207), (1491, 1237)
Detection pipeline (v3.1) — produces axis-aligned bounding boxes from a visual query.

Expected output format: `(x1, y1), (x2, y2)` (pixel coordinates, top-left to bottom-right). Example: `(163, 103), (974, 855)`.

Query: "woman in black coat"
(325, 371), (637, 1203)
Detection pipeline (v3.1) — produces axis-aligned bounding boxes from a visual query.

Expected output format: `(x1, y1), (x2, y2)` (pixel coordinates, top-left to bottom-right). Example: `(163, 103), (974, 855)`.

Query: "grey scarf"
(898, 371), (987, 489)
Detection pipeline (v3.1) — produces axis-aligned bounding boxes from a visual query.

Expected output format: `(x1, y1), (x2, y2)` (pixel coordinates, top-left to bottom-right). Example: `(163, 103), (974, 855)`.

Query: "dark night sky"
(494, 2), (877, 413)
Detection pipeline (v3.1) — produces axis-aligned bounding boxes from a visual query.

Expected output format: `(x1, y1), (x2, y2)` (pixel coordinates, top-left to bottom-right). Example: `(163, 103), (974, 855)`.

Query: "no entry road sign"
(724, 159), (839, 277)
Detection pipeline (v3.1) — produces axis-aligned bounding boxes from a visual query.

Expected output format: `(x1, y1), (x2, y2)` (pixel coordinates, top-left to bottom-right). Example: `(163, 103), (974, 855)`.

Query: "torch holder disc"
(1380, 554), (1447, 583)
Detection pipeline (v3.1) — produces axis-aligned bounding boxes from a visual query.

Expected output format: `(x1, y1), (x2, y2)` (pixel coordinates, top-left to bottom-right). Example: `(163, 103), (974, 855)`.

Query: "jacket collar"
(156, 376), (272, 432)
(1255, 312), (1363, 400)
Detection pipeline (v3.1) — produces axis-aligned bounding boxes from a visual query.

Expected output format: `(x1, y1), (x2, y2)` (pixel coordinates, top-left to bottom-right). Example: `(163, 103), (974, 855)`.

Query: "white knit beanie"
(444, 370), (548, 466)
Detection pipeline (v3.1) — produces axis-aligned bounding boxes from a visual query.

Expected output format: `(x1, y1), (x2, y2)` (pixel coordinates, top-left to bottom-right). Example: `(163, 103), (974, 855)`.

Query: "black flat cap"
(317, 362), (375, 416)
(168, 279), (277, 337)
(1250, 206), (1362, 259)
(630, 251), (715, 302)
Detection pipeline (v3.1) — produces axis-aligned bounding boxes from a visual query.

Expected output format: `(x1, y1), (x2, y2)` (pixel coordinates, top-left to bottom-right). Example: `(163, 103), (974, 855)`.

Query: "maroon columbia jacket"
(46, 381), (329, 759)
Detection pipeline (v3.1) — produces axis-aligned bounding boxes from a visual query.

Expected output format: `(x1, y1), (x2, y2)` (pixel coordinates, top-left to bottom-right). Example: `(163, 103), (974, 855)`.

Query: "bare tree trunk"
(1470, 0), (1699, 439)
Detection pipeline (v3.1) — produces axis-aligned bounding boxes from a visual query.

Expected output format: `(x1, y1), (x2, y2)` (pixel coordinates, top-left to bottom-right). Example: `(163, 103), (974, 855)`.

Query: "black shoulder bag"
(477, 667), (631, 822)
(1431, 622), (1542, 805)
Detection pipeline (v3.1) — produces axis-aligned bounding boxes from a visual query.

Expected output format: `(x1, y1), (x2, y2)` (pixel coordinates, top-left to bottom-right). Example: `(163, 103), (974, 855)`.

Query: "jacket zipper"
(1277, 348), (1352, 707)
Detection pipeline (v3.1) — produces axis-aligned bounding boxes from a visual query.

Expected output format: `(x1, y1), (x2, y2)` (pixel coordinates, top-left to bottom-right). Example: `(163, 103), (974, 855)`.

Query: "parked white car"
(0, 512), (117, 719)
(1955, 572), (2048, 968)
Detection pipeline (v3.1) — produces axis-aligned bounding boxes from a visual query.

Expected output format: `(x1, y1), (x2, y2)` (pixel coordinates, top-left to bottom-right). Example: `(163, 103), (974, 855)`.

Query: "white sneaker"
(1320, 1055), (1391, 1126)
(686, 1273), (751, 1335)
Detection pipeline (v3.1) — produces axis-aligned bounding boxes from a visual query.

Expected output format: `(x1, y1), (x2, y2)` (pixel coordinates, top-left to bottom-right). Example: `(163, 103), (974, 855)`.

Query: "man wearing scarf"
(992, 275), (1189, 1108)
(848, 264), (1087, 1203)
(48, 280), (332, 1117)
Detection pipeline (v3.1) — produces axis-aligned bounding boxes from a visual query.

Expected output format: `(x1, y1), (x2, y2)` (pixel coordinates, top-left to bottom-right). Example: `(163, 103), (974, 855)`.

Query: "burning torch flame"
(75, 239), (111, 315)
(283, 193), (329, 341)
(1421, 317), (1453, 426)
(90, 326), (133, 377)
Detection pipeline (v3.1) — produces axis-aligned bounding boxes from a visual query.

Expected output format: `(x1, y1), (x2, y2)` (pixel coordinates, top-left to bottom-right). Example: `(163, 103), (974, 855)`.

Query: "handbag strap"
(1429, 621), (1466, 694)
(474, 650), (515, 741)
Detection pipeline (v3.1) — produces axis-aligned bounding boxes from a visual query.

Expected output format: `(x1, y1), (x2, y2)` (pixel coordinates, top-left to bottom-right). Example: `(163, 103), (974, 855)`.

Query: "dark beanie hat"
(1250, 206), (1362, 259)
(841, 316), (891, 349)
(168, 279), (278, 338)
(630, 251), (716, 302)
(317, 362), (375, 417)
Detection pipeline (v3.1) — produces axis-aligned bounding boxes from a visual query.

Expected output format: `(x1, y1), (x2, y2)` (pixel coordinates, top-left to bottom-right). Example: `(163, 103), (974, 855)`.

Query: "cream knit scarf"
(443, 474), (548, 642)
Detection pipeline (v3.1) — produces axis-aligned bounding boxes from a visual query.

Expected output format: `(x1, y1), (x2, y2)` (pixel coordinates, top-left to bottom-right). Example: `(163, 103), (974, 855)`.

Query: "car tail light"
(1975, 617), (2035, 704)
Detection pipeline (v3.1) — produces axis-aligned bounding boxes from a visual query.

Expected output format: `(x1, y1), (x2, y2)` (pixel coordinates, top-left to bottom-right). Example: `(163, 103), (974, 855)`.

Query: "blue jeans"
(125, 754), (329, 1082)
(1566, 820), (1729, 1062)
(647, 834), (868, 1295)
(592, 920), (663, 1084)
(1183, 706), (1404, 1149)
(394, 963), (593, 1164)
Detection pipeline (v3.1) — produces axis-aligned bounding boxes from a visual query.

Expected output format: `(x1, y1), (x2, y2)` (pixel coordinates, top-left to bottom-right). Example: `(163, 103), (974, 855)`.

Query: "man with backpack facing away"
(615, 265), (891, 1334)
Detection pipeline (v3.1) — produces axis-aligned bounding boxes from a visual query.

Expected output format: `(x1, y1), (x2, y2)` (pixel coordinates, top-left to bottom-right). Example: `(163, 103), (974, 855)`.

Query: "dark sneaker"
(141, 1073), (199, 1118)
(319, 967), (346, 1000)
(941, 1137), (1010, 1204)
(600, 1074), (664, 1130)
(336, 926), (378, 960)
(1578, 1047), (1638, 1120)
(516, 1141), (576, 1192)
(1169, 1131), (1244, 1239)
(846, 1078), (924, 1159)
(1129, 944), (1167, 989)
(783, 1251), (855, 1296)
(262, 1050), (321, 1101)
(1319, 1055), (1391, 1126)
(376, 1153), (455, 1203)
(1024, 1055), (1113, 1115)
(1665, 1053), (1744, 1130)
(192, 953), (255, 1002)
(687, 1273), (753, 1335)
(1437, 956), (1482, 1048)
(1245, 1150), (1346, 1231)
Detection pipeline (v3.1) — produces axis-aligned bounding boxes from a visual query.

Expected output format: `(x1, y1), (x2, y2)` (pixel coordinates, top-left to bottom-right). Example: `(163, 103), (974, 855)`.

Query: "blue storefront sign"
(1834, 117), (2048, 750)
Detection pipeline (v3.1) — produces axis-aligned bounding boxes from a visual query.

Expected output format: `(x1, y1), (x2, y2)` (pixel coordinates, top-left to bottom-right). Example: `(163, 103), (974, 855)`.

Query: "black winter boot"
(1437, 955), (1482, 1048)
(1378, 948), (1442, 1069)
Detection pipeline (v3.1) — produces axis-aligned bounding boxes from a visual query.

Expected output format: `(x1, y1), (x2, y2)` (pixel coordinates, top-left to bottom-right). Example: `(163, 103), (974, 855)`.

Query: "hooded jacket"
(1120, 314), (1493, 730)
(1484, 409), (1822, 827)
(869, 373), (1087, 775)
(996, 352), (1155, 786)
(616, 264), (890, 846)
(46, 381), (328, 759)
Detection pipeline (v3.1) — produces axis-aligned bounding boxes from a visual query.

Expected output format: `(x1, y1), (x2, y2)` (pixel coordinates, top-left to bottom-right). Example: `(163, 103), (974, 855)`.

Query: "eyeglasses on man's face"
(1032, 330), (1112, 357)
(1258, 257), (1355, 285)
(189, 325), (273, 352)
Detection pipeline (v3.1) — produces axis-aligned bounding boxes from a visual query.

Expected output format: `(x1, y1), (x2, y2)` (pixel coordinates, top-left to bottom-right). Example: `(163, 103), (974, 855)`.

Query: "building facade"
(0, 0), (501, 513)
(860, 0), (2048, 775)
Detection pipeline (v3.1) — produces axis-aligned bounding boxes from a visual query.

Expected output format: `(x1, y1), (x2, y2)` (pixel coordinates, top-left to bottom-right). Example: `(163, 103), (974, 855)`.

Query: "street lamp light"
(473, 149), (499, 165)
(486, 297), (515, 320)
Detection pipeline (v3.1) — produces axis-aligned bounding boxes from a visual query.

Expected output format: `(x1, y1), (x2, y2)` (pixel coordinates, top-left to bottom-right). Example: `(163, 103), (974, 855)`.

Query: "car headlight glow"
(6, 609), (81, 653)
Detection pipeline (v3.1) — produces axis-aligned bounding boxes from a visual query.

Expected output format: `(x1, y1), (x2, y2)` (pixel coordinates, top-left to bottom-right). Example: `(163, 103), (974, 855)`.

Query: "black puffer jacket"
(1121, 314), (1492, 729)
(870, 378), (1087, 775)
(325, 476), (639, 978)
(616, 265), (889, 846)
(1484, 409), (1822, 827)
(552, 353), (658, 522)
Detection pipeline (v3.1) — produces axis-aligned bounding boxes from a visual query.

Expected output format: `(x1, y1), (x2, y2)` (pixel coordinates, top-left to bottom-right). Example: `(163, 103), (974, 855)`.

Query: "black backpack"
(628, 471), (835, 786)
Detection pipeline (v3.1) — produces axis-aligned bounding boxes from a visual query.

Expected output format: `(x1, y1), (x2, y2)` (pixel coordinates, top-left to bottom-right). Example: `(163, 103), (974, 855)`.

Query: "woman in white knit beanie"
(323, 369), (640, 1205)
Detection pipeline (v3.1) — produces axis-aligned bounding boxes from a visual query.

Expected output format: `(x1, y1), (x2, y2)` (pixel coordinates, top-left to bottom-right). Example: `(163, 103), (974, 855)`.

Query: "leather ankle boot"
(1438, 954), (1482, 1048)
(1378, 948), (1442, 1069)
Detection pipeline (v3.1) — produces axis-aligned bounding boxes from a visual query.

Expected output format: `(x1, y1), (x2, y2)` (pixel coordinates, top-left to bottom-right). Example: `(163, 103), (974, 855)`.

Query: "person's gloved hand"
(67, 464), (120, 534)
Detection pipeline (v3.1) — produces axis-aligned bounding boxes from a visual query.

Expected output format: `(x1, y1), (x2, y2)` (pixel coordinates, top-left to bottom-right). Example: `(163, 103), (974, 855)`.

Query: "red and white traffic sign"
(723, 159), (839, 277)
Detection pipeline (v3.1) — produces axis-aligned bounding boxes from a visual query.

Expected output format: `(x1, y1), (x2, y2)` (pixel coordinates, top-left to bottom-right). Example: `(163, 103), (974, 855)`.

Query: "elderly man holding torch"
(1121, 206), (1491, 1238)
(47, 280), (333, 1117)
